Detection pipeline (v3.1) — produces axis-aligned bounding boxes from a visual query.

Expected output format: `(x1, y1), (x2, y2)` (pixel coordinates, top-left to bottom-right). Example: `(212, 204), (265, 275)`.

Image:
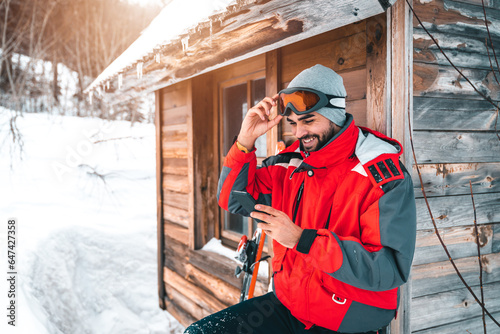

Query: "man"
(185, 64), (416, 334)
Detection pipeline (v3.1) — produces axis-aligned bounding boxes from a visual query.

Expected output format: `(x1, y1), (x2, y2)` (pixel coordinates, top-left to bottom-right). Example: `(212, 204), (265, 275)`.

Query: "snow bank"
(0, 111), (183, 334)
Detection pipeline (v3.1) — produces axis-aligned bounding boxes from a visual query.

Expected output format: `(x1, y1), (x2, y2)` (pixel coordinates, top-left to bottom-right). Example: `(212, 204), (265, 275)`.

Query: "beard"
(299, 122), (337, 152)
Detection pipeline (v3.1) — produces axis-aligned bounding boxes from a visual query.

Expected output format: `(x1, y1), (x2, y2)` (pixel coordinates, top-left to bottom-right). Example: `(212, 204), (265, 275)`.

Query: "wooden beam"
(191, 73), (217, 248)
(266, 49), (280, 156)
(366, 13), (388, 133)
(155, 89), (166, 310)
(387, 0), (413, 332)
(186, 80), (195, 250)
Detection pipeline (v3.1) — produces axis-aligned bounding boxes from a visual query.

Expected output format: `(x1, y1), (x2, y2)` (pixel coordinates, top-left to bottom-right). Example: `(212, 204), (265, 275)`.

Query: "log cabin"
(86, 0), (500, 332)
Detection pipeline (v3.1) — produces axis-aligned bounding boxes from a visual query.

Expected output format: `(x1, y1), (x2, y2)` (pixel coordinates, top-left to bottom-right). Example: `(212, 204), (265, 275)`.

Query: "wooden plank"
(165, 267), (228, 314)
(281, 31), (367, 84)
(366, 14), (388, 134)
(280, 20), (366, 71)
(162, 84), (188, 110)
(413, 98), (499, 132)
(389, 1), (413, 332)
(186, 79), (195, 250)
(412, 252), (500, 298)
(163, 129), (188, 144)
(414, 95), (498, 112)
(165, 283), (212, 322)
(163, 204), (189, 228)
(191, 73), (217, 248)
(348, 99), (367, 128)
(184, 263), (240, 307)
(494, 223), (500, 253)
(411, 281), (500, 332)
(343, 67), (367, 102)
(413, 130), (500, 164)
(164, 220), (189, 246)
(162, 139), (188, 150)
(164, 235), (190, 277)
(390, 0), (413, 167)
(266, 49), (280, 157)
(163, 174), (189, 193)
(412, 0), (500, 35)
(414, 29), (500, 72)
(162, 105), (188, 126)
(416, 192), (500, 230)
(413, 62), (500, 102)
(189, 249), (243, 289)
(412, 162), (500, 197)
(163, 145), (188, 159)
(163, 189), (189, 210)
(162, 123), (188, 134)
(413, 223), (495, 266)
(413, 310), (500, 334)
(164, 295), (197, 328)
(163, 158), (188, 176)
(155, 89), (166, 310)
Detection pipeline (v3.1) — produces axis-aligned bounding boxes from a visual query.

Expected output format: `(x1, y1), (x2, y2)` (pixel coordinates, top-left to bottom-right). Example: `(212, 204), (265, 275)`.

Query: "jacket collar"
(297, 113), (358, 168)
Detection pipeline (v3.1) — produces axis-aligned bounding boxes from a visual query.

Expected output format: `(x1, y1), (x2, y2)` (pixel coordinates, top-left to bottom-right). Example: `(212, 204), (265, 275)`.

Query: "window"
(218, 70), (267, 243)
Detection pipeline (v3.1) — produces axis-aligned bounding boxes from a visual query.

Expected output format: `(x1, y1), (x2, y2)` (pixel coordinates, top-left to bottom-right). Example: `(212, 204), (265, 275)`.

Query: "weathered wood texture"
(411, 0), (500, 332)
(414, 223), (496, 265)
(90, 0), (397, 103)
(163, 236), (269, 324)
(412, 162), (500, 197)
(160, 83), (192, 235)
(191, 73), (218, 248)
(416, 192), (500, 230)
(366, 14), (388, 134)
(390, 1), (413, 333)
(155, 89), (166, 310)
(413, 310), (500, 334)
(411, 281), (500, 332)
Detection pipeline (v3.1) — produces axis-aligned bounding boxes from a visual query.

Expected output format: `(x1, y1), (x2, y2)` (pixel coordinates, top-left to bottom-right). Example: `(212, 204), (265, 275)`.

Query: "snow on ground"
(0, 109), (184, 334)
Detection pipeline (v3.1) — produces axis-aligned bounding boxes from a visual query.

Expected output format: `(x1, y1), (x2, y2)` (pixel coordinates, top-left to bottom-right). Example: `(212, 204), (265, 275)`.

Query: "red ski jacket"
(218, 114), (416, 333)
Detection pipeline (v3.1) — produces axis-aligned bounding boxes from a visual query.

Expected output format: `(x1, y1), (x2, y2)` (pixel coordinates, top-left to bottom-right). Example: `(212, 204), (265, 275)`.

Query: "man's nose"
(295, 124), (308, 139)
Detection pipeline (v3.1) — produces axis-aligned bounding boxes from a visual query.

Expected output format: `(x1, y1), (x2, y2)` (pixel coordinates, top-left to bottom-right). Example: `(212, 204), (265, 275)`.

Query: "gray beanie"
(288, 64), (347, 127)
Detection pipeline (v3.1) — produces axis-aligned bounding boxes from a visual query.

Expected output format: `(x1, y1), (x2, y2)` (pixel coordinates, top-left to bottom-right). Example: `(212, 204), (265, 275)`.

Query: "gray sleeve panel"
(225, 162), (253, 216)
(217, 166), (232, 202)
(329, 168), (417, 291)
(338, 299), (395, 333)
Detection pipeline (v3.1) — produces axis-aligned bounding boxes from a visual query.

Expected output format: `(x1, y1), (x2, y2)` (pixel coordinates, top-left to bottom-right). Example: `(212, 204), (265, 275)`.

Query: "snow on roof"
(86, 0), (235, 93)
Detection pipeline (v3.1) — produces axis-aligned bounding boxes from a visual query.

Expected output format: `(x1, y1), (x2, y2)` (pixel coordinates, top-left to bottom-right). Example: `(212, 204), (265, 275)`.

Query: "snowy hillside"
(0, 110), (184, 334)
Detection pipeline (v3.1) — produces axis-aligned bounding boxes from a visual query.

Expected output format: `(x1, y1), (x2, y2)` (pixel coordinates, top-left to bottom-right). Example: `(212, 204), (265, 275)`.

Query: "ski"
(234, 229), (268, 302)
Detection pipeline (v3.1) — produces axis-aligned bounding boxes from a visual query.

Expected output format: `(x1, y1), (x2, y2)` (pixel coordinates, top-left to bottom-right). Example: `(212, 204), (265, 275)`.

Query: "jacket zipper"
(292, 182), (304, 222)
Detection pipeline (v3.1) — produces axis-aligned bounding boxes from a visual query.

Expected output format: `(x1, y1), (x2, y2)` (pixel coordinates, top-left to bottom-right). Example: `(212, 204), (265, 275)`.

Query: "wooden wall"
(156, 15), (391, 328)
(411, 0), (500, 332)
(157, 75), (268, 327)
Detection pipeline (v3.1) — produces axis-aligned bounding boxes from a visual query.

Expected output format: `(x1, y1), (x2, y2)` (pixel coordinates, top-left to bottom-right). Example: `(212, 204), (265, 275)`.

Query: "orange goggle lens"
(279, 90), (321, 114)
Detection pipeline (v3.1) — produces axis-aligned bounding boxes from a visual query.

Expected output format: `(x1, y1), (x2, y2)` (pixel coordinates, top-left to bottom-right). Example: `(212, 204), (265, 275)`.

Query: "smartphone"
(231, 190), (266, 223)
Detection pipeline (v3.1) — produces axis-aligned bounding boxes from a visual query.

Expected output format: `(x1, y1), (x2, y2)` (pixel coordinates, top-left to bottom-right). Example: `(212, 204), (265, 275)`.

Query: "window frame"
(218, 70), (266, 245)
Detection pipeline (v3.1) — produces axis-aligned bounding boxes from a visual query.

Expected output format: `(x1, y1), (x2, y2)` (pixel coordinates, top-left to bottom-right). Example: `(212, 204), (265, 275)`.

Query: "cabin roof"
(86, 0), (396, 103)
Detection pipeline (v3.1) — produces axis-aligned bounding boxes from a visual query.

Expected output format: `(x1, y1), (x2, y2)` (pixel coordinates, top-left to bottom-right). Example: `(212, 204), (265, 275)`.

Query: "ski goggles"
(277, 87), (346, 116)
